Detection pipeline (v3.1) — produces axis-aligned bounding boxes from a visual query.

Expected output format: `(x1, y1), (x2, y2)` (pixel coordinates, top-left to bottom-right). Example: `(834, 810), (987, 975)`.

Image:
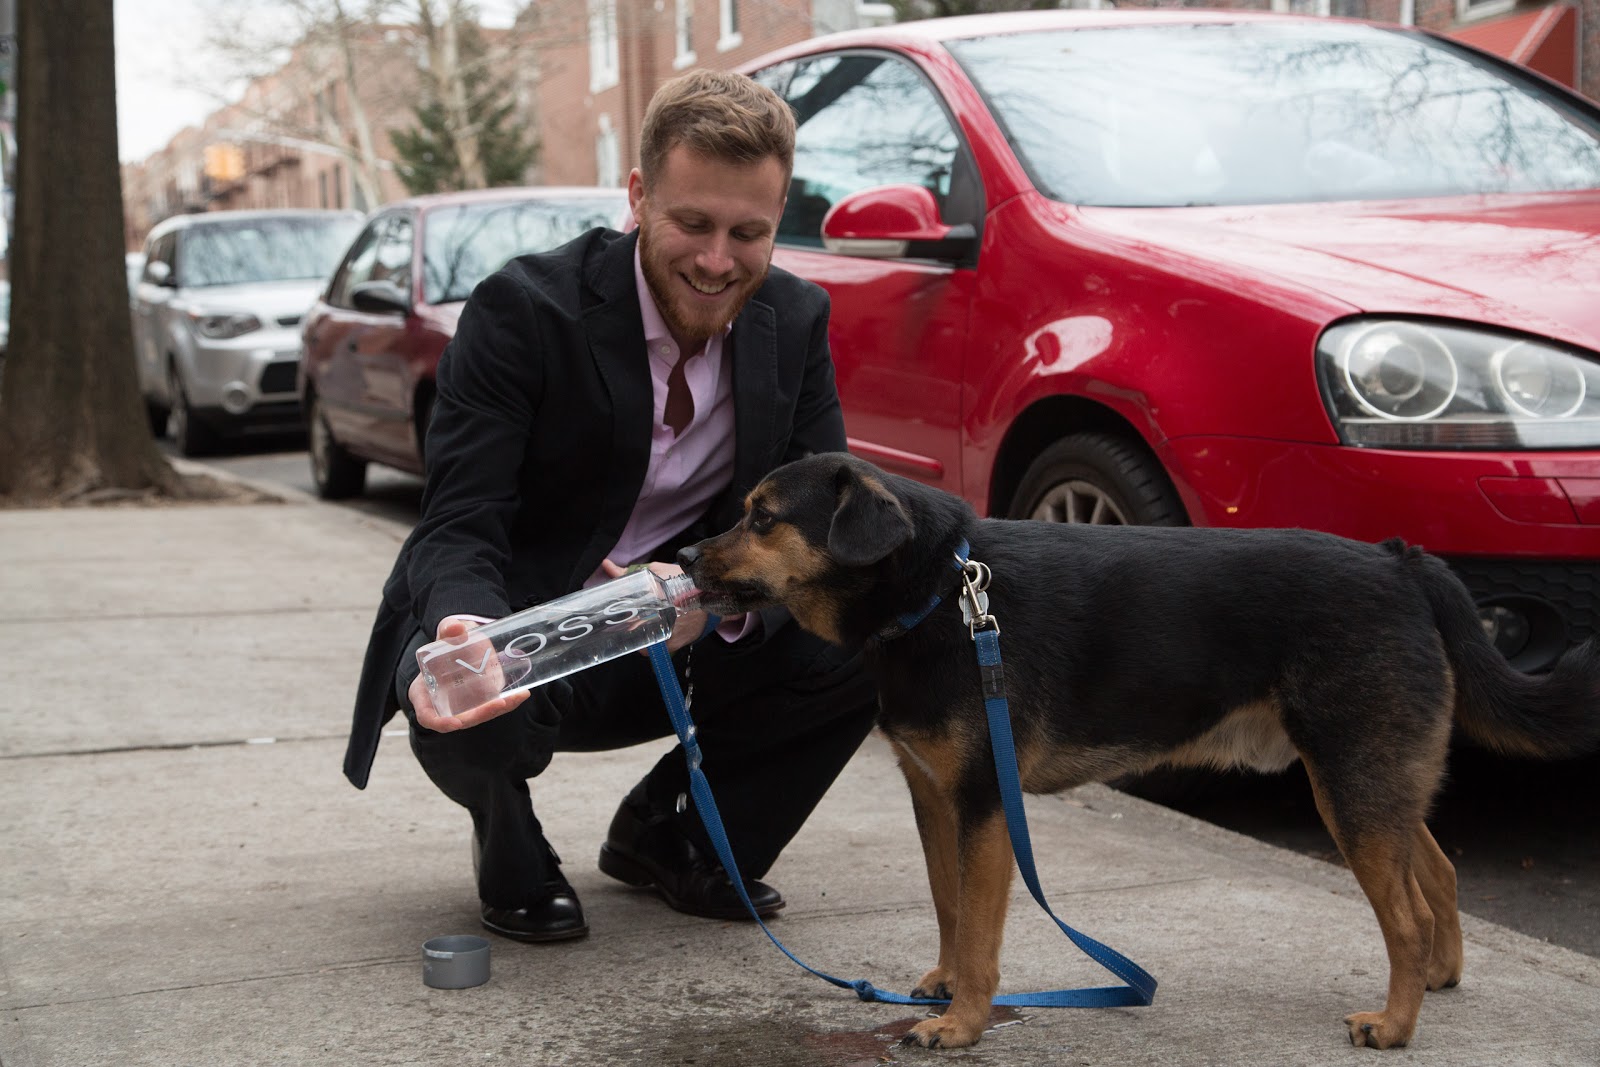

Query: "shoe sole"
(597, 844), (784, 921)
(479, 916), (590, 943)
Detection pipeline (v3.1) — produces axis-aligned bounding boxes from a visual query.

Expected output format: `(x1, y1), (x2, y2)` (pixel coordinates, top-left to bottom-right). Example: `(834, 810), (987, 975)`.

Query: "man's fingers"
(451, 689), (531, 729)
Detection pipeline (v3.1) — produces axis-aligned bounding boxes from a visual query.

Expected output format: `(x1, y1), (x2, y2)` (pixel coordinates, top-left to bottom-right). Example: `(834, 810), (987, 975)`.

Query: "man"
(342, 69), (879, 943)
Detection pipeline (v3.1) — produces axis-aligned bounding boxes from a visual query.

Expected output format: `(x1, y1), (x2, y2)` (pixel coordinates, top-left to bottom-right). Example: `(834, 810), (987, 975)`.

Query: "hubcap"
(1030, 479), (1129, 525)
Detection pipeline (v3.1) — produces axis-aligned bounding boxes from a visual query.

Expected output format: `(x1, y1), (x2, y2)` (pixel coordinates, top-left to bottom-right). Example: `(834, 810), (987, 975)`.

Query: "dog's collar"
(874, 539), (970, 641)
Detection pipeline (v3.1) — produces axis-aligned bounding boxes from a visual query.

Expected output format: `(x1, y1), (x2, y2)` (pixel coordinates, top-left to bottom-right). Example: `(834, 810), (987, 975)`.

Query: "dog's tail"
(1397, 540), (1600, 759)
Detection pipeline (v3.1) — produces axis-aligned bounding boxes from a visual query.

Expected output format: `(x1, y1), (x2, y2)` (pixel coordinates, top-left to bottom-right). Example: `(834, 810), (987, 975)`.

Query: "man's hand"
(600, 558), (709, 653)
(411, 617), (530, 732)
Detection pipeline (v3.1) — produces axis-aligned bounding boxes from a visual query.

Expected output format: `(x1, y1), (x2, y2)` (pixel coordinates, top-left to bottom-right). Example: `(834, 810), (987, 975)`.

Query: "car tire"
(146, 399), (170, 438)
(1010, 433), (1237, 806)
(1008, 431), (1187, 526)
(308, 394), (367, 500)
(167, 364), (218, 457)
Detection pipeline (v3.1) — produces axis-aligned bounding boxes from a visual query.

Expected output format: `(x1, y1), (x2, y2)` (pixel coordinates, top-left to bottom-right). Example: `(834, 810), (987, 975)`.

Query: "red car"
(741, 10), (1600, 672)
(297, 187), (629, 499)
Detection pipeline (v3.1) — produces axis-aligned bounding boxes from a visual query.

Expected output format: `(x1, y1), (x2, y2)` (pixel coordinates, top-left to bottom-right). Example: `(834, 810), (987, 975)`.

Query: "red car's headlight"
(1316, 319), (1600, 450)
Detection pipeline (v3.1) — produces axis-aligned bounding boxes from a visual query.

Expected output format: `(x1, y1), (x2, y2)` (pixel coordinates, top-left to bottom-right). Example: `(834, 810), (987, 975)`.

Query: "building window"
(675, 0), (697, 69)
(596, 114), (621, 187)
(718, 0), (741, 52)
(1456, 0), (1515, 20)
(590, 0), (620, 93)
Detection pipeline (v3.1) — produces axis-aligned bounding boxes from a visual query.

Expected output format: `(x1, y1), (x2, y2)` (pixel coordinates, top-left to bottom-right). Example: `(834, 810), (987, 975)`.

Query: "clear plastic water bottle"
(416, 570), (702, 717)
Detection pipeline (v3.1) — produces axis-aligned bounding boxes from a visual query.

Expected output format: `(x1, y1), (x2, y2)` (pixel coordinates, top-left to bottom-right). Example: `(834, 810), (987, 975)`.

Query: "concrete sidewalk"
(1, 488), (1595, 1067)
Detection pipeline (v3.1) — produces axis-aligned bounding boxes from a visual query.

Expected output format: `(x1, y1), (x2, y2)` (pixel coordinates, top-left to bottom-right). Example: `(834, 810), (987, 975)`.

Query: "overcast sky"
(115, 0), (216, 162)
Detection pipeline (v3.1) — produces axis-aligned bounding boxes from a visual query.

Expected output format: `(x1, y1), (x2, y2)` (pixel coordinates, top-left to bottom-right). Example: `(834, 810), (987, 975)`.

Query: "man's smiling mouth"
(685, 275), (731, 296)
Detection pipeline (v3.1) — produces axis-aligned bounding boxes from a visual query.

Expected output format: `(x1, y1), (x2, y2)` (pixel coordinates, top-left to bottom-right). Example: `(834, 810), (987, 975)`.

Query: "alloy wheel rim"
(1030, 479), (1129, 525)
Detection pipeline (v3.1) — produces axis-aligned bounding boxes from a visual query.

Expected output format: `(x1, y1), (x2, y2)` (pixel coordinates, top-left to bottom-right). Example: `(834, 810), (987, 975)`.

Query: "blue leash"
(644, 571), (1158, 1009)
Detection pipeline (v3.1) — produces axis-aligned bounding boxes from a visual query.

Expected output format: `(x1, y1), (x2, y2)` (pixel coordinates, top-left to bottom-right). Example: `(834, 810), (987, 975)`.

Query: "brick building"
(123, 23), (541, 250)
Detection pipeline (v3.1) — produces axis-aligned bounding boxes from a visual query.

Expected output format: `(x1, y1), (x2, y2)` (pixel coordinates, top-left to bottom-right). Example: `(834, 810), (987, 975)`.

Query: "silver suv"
(133, 209), (361, 454)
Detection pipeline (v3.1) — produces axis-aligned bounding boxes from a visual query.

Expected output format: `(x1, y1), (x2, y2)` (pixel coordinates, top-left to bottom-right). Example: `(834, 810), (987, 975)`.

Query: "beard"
(638, 217), (769, 346)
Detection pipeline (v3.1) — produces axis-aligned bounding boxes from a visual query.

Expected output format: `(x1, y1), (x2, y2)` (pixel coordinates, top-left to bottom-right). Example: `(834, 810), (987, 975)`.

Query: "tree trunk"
(0, 0), (185, 503)
(330, 1), (387, 211)
(439, 4), (487, 188)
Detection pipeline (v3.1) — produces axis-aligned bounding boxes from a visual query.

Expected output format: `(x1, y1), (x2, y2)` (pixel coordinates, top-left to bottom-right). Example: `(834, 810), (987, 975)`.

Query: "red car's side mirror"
(820, 184), (976, 262)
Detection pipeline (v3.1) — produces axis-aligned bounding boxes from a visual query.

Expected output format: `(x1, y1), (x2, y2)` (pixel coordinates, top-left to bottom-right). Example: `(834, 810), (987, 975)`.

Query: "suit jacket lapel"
(574, 231), (651, 586)
(724, 297), (779, 525)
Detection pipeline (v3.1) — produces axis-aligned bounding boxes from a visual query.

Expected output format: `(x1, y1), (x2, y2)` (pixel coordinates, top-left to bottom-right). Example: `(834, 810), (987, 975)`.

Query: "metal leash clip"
(958, 555), (997, 638)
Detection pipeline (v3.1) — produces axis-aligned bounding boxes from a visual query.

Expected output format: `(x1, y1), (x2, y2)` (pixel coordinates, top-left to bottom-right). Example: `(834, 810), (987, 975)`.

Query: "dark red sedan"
(297, 187), (629, 499)
(742, 10), (1600, 671)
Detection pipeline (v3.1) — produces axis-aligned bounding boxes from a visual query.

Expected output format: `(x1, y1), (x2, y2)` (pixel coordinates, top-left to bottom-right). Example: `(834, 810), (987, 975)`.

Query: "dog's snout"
(676, 545), (702, 572)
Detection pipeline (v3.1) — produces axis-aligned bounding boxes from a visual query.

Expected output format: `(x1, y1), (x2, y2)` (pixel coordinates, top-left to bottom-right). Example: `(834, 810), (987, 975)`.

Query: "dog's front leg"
(905, 810), (1013, 1049)
(892, 739), (961, 1001)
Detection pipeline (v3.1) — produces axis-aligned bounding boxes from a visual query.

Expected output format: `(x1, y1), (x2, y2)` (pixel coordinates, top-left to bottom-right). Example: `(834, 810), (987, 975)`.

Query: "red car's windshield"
(950, 21), (1600, 207)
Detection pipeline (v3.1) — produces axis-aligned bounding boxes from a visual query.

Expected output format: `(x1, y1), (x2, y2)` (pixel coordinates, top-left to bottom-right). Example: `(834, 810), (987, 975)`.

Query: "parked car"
(738, 9), (1600, 673)
(298, 186), (630, 499)
(125, 252), (145, 303)
(133, 208), (362, 455)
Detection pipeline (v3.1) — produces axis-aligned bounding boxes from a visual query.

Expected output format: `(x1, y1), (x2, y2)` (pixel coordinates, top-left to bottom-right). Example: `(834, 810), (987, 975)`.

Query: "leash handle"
(646, 637), (1157, 1009)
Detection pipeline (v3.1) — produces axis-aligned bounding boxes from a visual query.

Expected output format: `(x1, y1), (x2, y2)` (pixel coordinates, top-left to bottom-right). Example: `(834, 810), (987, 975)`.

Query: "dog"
(678, 452), (1600, 1050)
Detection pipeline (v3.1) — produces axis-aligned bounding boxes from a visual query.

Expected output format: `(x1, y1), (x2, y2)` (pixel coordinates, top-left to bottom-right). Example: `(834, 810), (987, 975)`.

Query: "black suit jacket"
(343, 228), (848, 788)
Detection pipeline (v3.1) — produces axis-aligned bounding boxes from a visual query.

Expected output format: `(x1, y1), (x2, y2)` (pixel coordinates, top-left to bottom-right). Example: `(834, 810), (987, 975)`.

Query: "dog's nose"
(677, 545), (702, 571)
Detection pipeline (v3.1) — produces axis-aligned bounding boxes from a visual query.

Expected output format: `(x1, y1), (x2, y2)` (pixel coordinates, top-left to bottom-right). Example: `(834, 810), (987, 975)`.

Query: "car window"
(175, 215), (361, 288)
(143, 233), (176, 282)
(421, 197), (623, 304)
(373, 213), (415, 294)
(950, 22), (1600, 207)
(755, 52), (963, 249)
(326, 219), (386, 308)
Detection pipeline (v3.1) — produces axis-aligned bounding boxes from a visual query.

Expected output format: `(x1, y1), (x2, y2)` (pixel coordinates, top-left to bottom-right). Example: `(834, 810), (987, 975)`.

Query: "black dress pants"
(399, 620), (879, 909)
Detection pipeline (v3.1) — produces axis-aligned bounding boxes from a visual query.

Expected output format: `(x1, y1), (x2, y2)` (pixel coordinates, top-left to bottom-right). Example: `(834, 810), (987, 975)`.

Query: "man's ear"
(827, 464), (913, 567)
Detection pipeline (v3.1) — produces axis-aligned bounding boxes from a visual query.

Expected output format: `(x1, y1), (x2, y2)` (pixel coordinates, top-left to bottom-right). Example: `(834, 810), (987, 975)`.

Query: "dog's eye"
(750, 509), (775, 533)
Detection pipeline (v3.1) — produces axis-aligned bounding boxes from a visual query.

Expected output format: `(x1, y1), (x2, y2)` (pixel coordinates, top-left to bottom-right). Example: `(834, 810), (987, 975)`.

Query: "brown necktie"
(664, 354), (694, 435)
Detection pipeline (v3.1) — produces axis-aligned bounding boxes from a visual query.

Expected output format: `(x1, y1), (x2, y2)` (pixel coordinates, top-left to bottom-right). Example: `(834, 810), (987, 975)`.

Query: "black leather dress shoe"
(477, 840), (589, 943)
(597, 794), (785, 920)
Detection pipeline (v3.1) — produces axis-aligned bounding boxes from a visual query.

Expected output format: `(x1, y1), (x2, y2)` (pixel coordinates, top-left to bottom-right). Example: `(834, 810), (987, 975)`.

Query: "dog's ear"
(828, 463), (914, 567)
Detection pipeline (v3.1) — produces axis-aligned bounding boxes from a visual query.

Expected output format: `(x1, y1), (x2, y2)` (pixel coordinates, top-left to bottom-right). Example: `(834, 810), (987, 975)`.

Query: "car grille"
(277, 314), (303, 327)
(259, 361), (298, 395)
(1446, 557), (1600, 646)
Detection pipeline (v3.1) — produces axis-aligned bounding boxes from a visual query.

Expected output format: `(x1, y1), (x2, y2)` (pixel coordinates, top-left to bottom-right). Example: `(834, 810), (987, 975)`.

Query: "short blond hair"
(639, 68), (796, 189)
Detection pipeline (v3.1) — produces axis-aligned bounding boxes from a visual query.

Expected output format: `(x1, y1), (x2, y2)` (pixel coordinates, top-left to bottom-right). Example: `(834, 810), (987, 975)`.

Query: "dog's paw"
(900, 1015), (983, 1050)
(1344, 1011), (1413, 1049)
(911, 967), (954, 1002)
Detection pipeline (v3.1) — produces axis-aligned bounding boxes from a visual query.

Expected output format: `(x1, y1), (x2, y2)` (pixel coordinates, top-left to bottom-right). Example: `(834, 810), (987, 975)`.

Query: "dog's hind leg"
(891, 738), (962, 1002)
(904, 809), (1014, 1049)
(1304, 765), (1434, 1049)
(1411, 823), (1463, 991)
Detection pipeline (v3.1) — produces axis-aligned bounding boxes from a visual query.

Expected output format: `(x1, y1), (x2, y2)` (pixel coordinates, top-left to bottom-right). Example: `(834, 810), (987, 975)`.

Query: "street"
(173, 437), (1600, 962)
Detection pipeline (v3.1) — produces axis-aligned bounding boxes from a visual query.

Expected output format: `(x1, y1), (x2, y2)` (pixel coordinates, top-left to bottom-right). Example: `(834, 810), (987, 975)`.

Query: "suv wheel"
(167, 365), (218, 457)
(309, 394), (367, 499)
(1009, 432), (1186, 526)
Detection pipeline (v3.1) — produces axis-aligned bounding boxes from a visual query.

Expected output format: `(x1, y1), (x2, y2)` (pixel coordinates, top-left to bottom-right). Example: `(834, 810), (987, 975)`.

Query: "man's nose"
(695, 234), (733, 276)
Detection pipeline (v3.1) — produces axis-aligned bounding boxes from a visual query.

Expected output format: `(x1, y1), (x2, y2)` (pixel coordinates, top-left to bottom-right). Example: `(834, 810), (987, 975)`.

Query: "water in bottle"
(417, 569), (701, 717)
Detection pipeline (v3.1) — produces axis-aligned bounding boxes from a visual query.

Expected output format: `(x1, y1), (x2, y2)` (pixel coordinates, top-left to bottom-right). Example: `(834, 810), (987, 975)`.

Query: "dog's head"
(678, 453), (915, 644)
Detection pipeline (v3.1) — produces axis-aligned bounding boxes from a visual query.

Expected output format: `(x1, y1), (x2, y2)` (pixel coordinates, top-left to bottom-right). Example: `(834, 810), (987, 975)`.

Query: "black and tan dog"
(678, 452), (1600, 1051)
